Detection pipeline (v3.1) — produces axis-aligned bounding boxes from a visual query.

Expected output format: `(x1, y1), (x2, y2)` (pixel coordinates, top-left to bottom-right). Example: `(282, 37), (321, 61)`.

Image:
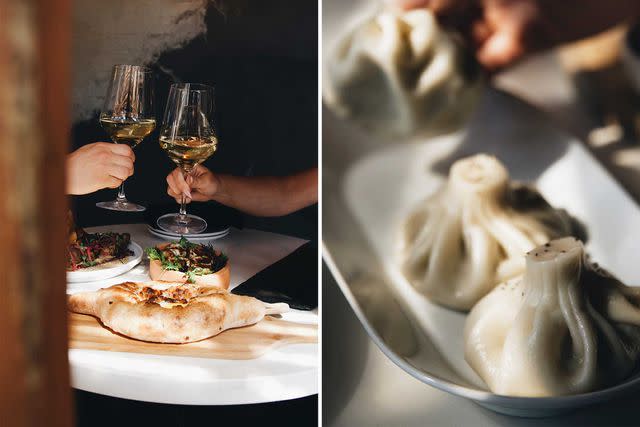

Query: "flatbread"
(68, 282), (289, 343)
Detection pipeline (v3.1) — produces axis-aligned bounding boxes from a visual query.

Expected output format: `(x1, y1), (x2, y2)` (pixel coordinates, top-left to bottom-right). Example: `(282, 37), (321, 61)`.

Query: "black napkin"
(233, 241), (317, 311)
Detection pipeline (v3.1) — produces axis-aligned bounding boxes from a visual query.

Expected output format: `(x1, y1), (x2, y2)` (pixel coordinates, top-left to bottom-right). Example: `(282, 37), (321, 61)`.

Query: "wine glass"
(96, 64), (155, 212)
(157, 83), (218, 234)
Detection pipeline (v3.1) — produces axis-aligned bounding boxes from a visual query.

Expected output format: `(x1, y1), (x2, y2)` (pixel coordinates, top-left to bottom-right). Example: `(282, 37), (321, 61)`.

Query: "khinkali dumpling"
(324, 8), (481, 137)
(465, 237), (640, 397)
(401, 154), (575, 311)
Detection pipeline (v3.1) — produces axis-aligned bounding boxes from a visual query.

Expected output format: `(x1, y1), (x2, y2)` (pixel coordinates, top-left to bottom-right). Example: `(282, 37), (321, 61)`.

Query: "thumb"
(175, 171), (192, 199)
(476, 29), (524, 70)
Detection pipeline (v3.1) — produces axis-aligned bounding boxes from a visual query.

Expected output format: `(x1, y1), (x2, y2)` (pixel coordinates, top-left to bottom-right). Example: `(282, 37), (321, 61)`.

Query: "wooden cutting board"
(69, 312), (318, 360)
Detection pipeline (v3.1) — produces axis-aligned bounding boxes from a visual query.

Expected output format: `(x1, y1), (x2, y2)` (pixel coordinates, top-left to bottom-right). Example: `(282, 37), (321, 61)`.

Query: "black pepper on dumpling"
(465, 237), (640, 396)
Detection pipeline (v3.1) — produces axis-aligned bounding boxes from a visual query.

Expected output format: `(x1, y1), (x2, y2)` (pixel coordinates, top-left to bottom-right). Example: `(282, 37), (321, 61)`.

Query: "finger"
(93, 142), (113, 149)
(167, 185), (190, 202)
(109, 144), (136, 161)
(477, 0), (537, 69)
(167, 185), (180, 198)
(476, 30), (524, 70)
(426, 0), (471, 15)
(170, 169), (192, 199)
(166, 172), (182, 197)
(105, 176), (123, 189)
(108, 164), (133, 181)
(168, 189), (191, 204)
(389, 0), (429, 10)
(110, 154), (134, 175)
(471, 19), (492, 47)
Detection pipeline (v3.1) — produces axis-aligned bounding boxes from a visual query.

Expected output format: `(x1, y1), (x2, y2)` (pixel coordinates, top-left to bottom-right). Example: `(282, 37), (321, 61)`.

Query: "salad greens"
(145, 238), (228, 283)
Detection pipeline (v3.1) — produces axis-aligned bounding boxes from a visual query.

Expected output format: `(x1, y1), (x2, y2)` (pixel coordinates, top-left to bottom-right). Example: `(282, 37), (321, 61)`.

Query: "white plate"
(323, 87), (640, 418)
(146, 225), (230, 241)
(67, 242), (143, 283)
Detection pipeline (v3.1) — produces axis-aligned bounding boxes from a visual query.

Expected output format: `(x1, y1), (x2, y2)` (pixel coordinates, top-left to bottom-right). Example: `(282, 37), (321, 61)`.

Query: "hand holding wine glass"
(157, 83), (218, 234)
(66, 142), (135, 195)
(165, 164), (220, 203)
(96, 64), (155, 212)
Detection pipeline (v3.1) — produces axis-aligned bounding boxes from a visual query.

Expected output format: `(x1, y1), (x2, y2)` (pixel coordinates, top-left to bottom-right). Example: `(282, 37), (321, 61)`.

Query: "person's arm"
(394, 0), (640, 70)
(166, 166), (318, 217)
(66, 142), (135, 195)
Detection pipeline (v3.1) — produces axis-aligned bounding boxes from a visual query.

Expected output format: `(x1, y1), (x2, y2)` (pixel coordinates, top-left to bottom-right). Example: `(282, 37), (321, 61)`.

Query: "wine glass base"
(96, 200), (146, 212)
(156, 213), (208, 235)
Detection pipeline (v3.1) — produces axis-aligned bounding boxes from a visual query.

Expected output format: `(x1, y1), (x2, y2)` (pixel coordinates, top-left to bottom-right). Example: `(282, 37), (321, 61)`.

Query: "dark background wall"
(70, 1), (318, 241)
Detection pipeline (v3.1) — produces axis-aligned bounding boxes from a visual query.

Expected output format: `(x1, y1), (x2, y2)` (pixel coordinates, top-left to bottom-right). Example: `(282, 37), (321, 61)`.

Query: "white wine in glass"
(157, 83), (217, 234)
(159, 135), (218, 170)
(99, 116), (156, 148)
(96, 64), (155, 212)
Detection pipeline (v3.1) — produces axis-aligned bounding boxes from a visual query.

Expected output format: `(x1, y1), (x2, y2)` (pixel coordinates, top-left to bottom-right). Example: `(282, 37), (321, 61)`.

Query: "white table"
(68, 224), (318, 405)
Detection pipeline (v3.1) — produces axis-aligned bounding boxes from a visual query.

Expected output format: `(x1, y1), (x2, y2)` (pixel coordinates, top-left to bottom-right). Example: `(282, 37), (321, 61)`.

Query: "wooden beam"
(0, 0), (72, 425)
(35, 0), (73, 424)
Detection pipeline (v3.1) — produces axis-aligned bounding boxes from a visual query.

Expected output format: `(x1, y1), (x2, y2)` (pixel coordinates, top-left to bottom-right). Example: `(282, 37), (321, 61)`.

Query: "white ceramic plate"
(67, 242), (143, 283)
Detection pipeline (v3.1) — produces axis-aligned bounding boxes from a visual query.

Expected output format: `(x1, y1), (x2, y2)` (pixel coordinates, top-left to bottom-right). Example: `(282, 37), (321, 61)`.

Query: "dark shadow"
(75, 390), (317, 427)
(432, 89), (571, 182)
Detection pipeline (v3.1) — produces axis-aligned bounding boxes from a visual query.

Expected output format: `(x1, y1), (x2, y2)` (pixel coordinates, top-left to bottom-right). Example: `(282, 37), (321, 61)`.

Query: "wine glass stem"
(178, 194), (188, 225)
(116, 181), (127, 203)
(178, 168), (190, 225)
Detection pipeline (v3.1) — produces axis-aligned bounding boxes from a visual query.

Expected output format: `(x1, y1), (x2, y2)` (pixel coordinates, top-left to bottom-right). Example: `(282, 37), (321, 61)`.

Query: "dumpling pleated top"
(465, 237), (640, 396)
(324, 8), (481, 137)
(400, 154), (575, 311)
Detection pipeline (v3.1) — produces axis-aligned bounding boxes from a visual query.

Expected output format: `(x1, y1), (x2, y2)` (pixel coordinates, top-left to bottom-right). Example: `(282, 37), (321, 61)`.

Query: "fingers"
(477, 30), (524, 69)
(390, 0), (430, 10)
(166, 169), (192, 199)
(108, 164), (134, 181)
(166, 186), (189, 204)
(108, 143), (135, 161)
(392, 0), (473, 16)
(471, 19), (492, 47)
(105, 176), (123, 189)
(109, 153), (134, 177)
(476, 0), (536, 70)
(166, 188), (209, 203)
(166, 165), (216, 204)
(426, 0), (472, 15)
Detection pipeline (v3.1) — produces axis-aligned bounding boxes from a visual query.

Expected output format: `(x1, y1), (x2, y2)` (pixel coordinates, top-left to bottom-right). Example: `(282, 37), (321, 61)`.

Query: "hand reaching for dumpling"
(392, 0), (640, 70)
